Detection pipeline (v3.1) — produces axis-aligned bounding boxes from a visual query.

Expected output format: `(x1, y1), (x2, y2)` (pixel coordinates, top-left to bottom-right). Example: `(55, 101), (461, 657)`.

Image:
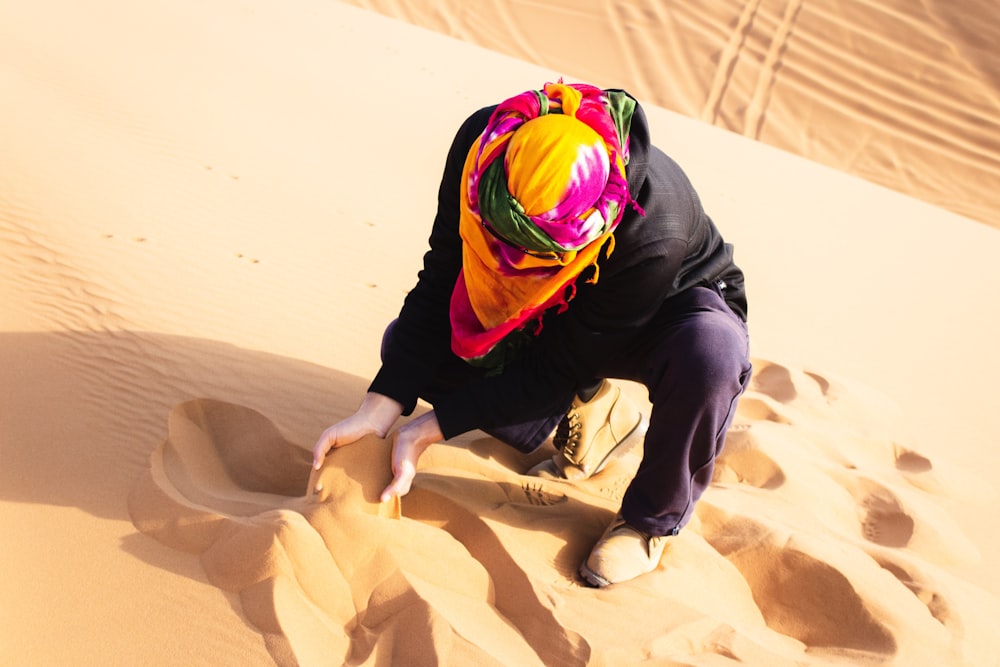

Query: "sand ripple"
(342, 0), (1000, 229)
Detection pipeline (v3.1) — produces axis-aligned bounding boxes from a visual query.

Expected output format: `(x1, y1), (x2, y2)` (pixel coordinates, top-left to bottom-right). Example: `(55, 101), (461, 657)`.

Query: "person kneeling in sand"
(312, 81), (751, 587)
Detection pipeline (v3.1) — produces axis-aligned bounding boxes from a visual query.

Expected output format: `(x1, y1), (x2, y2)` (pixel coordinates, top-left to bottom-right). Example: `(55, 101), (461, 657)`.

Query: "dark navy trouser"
(382, 284), (751, 537)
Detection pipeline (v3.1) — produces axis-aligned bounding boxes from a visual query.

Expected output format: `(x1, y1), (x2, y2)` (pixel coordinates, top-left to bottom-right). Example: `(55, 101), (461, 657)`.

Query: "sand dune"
(2, 0), (1000, 665)
(342, 0), (1000, 230)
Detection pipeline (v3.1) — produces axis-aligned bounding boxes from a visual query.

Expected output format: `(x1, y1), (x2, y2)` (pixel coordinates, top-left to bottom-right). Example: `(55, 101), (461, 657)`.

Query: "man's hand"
(311, 413), (378, 470)
(311, 392), (404, 470)
(380, 410), (443, 502)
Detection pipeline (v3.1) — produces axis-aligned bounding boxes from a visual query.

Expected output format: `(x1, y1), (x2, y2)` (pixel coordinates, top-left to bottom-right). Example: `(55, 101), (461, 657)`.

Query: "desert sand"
(344, 0), (1000, 230)
(2, 0), (999, 665)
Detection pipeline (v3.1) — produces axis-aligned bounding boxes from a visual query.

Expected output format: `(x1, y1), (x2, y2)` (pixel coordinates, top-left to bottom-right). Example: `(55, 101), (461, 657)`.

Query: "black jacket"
(369, 93), (746, 439)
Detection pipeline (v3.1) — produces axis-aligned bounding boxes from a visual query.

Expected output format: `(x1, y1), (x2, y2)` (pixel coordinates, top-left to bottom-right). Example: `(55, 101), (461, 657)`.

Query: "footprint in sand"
(875, 557), (955, 628)
(713, 424), (785, 489)
(803, 370), (832, 397)
(749, 359), (837, 406)
(511, 481), (568, 507)
(734, 396), (792, 424)
(748, 360), (797, 403)
(894, 445), (933, 473)
(753, 547), (896, 654)
(855, 480), (915, 548)
(697, 510), (896, 656)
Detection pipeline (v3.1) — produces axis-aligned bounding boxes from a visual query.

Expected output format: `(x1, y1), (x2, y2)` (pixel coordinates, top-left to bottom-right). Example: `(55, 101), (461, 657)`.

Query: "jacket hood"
(618, 90), (651, 202)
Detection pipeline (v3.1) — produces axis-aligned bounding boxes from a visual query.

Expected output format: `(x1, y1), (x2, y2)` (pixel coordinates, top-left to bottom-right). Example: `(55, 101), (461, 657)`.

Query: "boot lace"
(553, 410), (582, 458)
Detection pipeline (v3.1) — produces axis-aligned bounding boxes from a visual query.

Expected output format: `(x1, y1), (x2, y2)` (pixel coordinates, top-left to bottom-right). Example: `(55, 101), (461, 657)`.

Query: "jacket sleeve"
(367, 107), (494, 414)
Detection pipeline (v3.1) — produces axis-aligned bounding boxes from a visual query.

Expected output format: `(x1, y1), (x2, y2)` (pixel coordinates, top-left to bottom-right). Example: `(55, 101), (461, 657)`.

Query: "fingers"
(312, 435), (331, 471)
(312, 425), (341, 470)
(305, 466), (324, 501)
(312, 415), (376, 470)
(379, 424), (434, 503)
(380, 458), (416, 503)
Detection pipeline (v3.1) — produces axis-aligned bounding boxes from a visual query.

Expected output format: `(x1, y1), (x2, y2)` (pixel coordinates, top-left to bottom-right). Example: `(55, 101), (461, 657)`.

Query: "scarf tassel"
(585, 233), (617, 285)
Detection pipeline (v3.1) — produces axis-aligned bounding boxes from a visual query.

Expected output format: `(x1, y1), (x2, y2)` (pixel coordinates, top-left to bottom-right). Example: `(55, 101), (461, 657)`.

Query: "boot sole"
(579, 562), (612, 588)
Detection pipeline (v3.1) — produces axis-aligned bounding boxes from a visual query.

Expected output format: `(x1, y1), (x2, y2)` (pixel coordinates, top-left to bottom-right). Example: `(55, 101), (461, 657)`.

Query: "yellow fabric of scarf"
(459, 137), (609, 331)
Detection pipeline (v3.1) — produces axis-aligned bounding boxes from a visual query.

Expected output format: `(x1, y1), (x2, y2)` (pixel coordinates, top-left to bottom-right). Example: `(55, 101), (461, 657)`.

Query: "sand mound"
(129, 361), (999, 665)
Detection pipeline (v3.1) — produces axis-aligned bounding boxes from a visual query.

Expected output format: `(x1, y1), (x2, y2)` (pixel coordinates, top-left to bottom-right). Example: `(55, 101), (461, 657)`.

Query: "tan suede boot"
(579, 513), (669, 587)
(527, 380), (645, 480)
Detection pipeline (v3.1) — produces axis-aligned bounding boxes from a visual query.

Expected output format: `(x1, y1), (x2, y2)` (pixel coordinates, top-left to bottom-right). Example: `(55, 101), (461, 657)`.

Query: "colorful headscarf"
(449, 82), (639, 372)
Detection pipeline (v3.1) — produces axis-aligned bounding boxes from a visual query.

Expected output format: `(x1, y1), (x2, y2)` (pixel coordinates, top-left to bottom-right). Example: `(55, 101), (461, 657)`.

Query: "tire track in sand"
(744, 0), (804, 140)
(700, 0), (762, 126)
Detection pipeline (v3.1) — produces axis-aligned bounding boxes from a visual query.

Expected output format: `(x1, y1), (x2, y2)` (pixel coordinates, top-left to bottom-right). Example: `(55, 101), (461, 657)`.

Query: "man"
(312, 81), (751, 586)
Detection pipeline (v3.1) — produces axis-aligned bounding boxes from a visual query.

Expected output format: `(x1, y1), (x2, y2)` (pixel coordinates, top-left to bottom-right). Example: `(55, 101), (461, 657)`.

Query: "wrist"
(403, 410), (444, 446)
(359, 392), (404, 438)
